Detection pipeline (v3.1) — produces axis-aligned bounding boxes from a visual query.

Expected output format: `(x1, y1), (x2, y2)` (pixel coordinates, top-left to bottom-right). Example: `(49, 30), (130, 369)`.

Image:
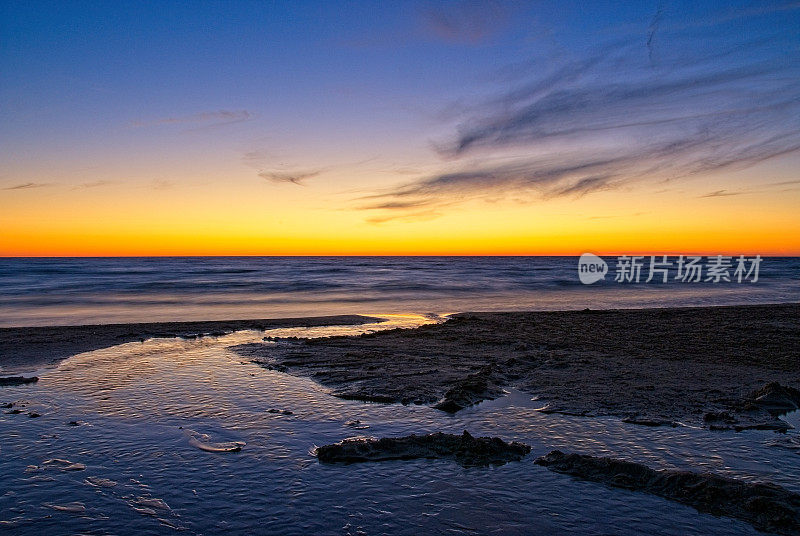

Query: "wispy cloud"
(419, 0), (509, 44)
(699, 189), (744, 198)
(131, 110), (252, 128)
(646, 2), (665, 63)
(366, 210), (442, 224)
(243, 149), (322, 186)
(360, 10), (800, 218)
(73, 180), (113, 189)
(150, 179), (175, 190)
(2, 182), (50, 190)
(258, 170), (320, 185)
(765, 179), (800, 188)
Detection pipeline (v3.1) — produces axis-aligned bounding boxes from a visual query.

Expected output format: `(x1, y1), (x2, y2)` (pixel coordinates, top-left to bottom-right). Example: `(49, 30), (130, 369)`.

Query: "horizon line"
(1, 253), (795, 259)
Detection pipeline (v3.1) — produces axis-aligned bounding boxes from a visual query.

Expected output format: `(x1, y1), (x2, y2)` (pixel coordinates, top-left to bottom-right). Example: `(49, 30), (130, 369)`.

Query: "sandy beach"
(234, 303), (800, 430)
(3, 302), (800, 534)
(5, 303), (798, 429)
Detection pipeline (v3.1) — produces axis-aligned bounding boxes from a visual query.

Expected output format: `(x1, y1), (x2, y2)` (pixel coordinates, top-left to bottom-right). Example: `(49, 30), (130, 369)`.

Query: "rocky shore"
(536, 450), (800, 535)
(234, 303), (800, 429)
(316, 430), (531, 467)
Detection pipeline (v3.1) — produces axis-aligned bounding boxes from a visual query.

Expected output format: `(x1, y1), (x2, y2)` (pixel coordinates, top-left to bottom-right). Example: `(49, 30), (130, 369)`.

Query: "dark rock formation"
(266, 408), (293, 415)
(433, 367), (504, 413)
(316, 430), (531, 467)
(536, 450), (800, 535)
(0, 376), (38, 386)
(234, 304), (800, 425)
(747, 382), (800, 415)
(621, 416), (678, 427)
(705, 383), (800, 431)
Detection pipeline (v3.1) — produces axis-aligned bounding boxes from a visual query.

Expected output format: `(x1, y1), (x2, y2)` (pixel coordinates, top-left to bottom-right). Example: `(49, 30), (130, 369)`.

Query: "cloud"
(646, 2), (665, 63)
(366, 210), (442, 224)
(364, 200), (431, 210)
(360, 12), (800, 218)
(699, 189), (743, 198)
(131, 110), (252, 128)
(419, 0), (509, 44)
(150, 179), (175, 190)
(258, 170), (320, 185)
(447, 60), (795, 155)
(549, 176), (614, 198)
(73, 180), (113, 189)
(2, 182), (50, 190)
(765, 179), (800, 188)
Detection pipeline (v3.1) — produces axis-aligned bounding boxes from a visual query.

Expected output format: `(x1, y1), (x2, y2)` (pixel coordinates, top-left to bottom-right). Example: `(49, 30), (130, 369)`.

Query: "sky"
(1, 0), (799, 256)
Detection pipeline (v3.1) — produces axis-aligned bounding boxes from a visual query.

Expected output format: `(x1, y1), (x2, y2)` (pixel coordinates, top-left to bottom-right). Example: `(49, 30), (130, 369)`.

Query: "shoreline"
(0, 314), (382, 374)
(3, 303), (799, 431)
(0, 301), (789, 374)
(232, 302), (800, 430)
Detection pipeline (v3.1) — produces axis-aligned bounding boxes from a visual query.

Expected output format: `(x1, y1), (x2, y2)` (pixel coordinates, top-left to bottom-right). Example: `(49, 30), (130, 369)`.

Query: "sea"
(0, 256), (798, 326)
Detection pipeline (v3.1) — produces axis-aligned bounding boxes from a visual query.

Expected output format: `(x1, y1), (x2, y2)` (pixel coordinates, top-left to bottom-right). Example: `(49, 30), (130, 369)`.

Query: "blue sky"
(3, 1), (797, 179)
(1, 1), (799, 255)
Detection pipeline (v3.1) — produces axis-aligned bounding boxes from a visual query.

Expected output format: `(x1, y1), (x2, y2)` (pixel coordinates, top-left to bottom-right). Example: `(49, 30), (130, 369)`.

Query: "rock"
(703, 383), (800, 431)
(704, 411), (736, 424)
(233, 306), (800, 426)
(334, 392), (398, 404)
(622, 416), (678, 427)
(535, 450), (800, 535)
(345, 419), (369, 429)
(433, 368), (503, 413)
(41, 458), (86, 471)
(747, 382), (800, 415)
(316, 430), (531, 467)
(254, 361), (288, 372)
(0, 376), (38, 386)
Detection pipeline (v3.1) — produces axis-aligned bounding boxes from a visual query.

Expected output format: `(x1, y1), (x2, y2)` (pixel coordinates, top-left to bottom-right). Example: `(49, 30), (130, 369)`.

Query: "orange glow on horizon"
(2, 166), (799, 257)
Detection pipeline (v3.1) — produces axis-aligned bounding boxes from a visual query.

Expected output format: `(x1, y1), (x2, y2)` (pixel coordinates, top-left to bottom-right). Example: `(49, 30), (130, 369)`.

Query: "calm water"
(0, 256), (798, 326)
(2, 319), (799, 535)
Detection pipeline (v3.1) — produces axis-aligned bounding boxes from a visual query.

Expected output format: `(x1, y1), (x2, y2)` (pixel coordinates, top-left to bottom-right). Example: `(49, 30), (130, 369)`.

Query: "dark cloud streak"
(132, 110), (252, 128)
(647, 2), (664, 63)
(258, 170), (320, 185)
(700, 190), (743, 198)
(2, 182), (50, 190)
(420, 0), (509, 44)
(361, 13), (800, 217)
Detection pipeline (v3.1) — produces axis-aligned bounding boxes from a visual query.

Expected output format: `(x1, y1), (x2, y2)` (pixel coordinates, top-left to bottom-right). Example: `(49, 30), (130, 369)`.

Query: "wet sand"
(234, 303), (800, 430)
(0, 315), (380, 374)
(4, 304), (799, 429)
(2, 304), (800, 534)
